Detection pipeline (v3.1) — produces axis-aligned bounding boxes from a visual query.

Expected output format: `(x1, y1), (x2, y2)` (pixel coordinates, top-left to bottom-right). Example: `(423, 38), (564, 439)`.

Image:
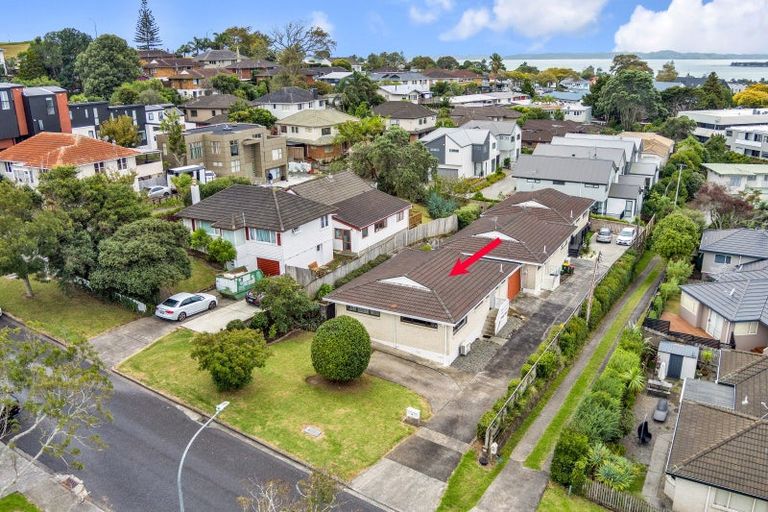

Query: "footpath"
(473, 256), (663, 511)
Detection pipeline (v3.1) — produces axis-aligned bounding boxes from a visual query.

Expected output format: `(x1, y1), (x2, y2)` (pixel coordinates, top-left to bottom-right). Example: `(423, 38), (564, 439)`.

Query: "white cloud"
(614, 0), (768, 53)
(441, 0), (607, 41)
(410, 0), (455, 25)
(310, 11), (334, 33)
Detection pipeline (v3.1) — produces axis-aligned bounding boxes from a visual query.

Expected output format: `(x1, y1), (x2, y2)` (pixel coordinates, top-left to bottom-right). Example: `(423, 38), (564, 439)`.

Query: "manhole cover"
(303, 425), (323, 437)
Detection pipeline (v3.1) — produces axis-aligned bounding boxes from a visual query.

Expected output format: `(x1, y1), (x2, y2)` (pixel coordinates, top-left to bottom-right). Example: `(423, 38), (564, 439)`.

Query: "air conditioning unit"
(459, 340), (473, 356)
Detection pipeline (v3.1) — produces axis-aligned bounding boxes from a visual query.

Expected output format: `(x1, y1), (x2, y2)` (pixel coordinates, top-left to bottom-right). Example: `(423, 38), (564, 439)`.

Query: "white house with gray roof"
(534, 143), (628, 173)
(251, 87), (327, 120)
(377, 84), (432, 103)
(698, 228), (768, 278)
(552, 134), (641, 163)
(421, 127), (500, 180)
(703, 163), (768, 200)
(461, 119), (521, 165)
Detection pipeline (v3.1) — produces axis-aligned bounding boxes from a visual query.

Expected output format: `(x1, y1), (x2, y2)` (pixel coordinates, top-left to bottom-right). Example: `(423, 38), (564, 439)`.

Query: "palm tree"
(622, 367), (646, 397)
(490, 53), (505, 75)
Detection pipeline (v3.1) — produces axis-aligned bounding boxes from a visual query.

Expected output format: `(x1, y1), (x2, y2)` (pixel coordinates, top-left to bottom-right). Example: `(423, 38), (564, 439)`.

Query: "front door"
(706, 310), (724, 339)
(667, 354), (683, 379)
(335, 229), (351, 252)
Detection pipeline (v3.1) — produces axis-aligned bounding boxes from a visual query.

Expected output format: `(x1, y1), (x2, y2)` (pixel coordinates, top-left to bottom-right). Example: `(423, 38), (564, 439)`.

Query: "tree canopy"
(76, 34), (141, 99)
(191, 328), (269, 391)
(410, 56), (436, 70)
(100, 115), (141, 147)
(597, 70), (664, 129)
(251, 275), (318, 336)
(733, 83), (768, 107)
(134, 0), (162, 51)
(334, 116), (385, 146)
(655, 61), (678, 81)
(651, 211), (701, 261)
(110, 79), (182, 106)
(228, 100), (277, 127)
(16, 29), (93, 91)
(436, 56), (460, 69)
(335, 72), (384, 114)
(609, 54), (652, 74)
(697, 73), (732, 109)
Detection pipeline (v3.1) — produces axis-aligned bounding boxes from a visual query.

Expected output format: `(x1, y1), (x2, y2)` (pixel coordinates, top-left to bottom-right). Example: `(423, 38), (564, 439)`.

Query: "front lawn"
(0, 493), (41, 512)
(537, 483), (607, 512)
(0, 277), (139, 344)
(166, 256), (219, 296)
(118, 329), (429, 479)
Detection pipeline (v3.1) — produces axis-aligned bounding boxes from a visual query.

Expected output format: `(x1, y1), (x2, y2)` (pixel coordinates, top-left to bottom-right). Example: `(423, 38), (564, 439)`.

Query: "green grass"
(537, 483), (608, 512)
(0, 492), (41, 512)
(118, 329), (430, 480)
(165, 257), (218, 295)
(0, 277), (139, 344)
(524, 262), (662, 469)
(634, 250), (655, 276)
(411, 203), (433, 223)
(0, 42), (31, 60)
(629, 464), (648, 495)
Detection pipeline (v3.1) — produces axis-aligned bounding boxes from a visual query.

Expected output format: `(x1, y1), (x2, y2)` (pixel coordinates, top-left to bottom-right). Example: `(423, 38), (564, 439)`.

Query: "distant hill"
(498, 51), (768, 60)
(0, 41), (32, 60)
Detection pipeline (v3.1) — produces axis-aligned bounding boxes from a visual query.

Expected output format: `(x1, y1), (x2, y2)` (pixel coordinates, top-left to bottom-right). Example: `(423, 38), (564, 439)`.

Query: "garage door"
(257, 258), (281, 277)
(507, 269), (521, 300)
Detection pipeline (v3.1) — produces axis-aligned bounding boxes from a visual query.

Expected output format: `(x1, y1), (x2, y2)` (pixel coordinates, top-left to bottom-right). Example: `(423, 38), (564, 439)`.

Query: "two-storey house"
(421, 127), (500, 179)
(461, 120), (521, 165)
(703, 163), (768, 200)
(698, 228), (768, 279)
(251, 87), (327, 120)
(167, 68), (232, 99)
(181, 94), (241, 124)
(176, 185), (337, 276)
(372, 101), (437, 140)
(275, 109), (356, 163)
(193, 49), (239, 69)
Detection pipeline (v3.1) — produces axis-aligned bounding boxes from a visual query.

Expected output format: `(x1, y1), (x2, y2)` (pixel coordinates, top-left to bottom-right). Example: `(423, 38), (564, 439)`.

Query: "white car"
(616, 227), (637, 246)
(155, 293), (217, 321)
(146, 185), (173, 199)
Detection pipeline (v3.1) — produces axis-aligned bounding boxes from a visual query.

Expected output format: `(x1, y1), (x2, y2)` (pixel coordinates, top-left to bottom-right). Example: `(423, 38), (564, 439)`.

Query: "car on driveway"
(155, 292), (217, 321)
(653, 398), (669, 422)
(616, 227), (637, 246)
(595, 227), (613, 243)
(145, 185), (173, 200)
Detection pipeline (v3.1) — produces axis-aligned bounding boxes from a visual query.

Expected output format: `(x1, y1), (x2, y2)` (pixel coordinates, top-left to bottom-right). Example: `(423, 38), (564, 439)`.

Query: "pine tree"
(134, 0), (162, 51)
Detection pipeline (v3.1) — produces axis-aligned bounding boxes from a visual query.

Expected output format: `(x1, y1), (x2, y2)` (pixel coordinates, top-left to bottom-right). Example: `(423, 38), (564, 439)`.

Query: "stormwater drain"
(303, 425), (323, 438)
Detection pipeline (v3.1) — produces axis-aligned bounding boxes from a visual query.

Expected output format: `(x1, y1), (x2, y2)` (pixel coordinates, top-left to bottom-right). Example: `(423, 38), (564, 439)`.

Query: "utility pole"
(673, 164), (684, 206)
(585, 250), (601, 326)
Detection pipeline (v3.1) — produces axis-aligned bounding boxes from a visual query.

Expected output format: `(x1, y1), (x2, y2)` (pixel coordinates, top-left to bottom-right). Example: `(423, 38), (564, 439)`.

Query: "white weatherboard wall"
(387, 116), (436, 134)
(664, 476), (768, 512)
(6, 156), (139, 189)
(335, 209), (410, 254)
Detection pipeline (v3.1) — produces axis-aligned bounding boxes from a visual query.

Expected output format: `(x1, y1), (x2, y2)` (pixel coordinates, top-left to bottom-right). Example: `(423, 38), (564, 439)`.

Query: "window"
(401, 316), (438, 329)
(189, 142), (203, 159)
(290, 126), (299, 134)
(0, 91), (9, 110)
(316, 244), (321, 252)
(231, 159), (241, 173)
(37, 119), (44, 130)
(397, 211), (404, 222)
(730, 176), (743, 187)
(747, 174), (757, 181)
(374, 219), (387, 232)
(280, 126), (287, 133)
(148, 112), (154, 121)
(453, 316), (467, 334)
(714, 254), (732, 264)
(230, 140), (239, 156)
(190, 109), (198, 117)
(624, 200), (635, 218)
(449, 148), (460, 153)
(361, 227), (369, 238)
(4, 162), (12, 173)
(117, 157), (128, 170)
(552, 180), (565, 185)
(334, 228), (344, 240)
(585, 184), (600, 188)
(93, 161), (105, 174)
(712, 489), (760, 512)
(734, 322), (759, 335)
(347, 305), (380, 317)
(321, 127), (331, 136)
(45, 97), (55, 115)
(320, 215), (329, 228)
(210, 141), (221, 155)
(211, 110), (217, 116)
(526, 178), (541, 183)
(271, 148), (283, 160)
(250, 228), (276, 244)
(197, 220), (216, 235)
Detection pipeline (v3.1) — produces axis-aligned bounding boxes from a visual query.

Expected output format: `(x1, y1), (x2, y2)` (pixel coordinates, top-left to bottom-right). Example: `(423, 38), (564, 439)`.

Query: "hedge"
(334, 255), (390, 288)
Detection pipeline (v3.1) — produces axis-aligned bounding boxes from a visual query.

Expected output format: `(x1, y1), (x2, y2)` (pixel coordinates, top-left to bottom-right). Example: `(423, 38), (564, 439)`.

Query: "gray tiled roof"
(680, 278), (768, 324)
(182, 94), (241, 110)
(372, 101), (435, 120)
(660, 340), (700, 358)
(194, 49), (237, 61)
(511, 154), (615, 186)
(533, 144), (625, 169)
(176, 185), (336, 232)
(608, 182), (642, 200)
(699, 229), (768, 260)
(253, 87), (317, 104)
(718, 350), (764, 379)
(716, 259), (768, 282)
(682, 379), (734, 409)
(325, 248), (519, 324)
(461, 120), (519, 137)
(289, 171), (373, 204)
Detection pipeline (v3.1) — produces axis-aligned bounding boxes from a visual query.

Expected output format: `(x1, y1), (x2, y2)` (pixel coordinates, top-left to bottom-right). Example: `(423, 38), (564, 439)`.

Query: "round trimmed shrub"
(225, 319), (248, 331)
(311, 316), (371, 382)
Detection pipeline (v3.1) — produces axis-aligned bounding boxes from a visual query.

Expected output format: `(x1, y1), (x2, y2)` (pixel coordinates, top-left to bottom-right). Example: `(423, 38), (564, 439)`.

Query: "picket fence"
(583, 480), (665, 512)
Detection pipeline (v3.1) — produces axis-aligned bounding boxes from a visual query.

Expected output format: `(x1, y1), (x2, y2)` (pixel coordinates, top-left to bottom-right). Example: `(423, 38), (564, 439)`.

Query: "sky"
(2, 0), (768, 57)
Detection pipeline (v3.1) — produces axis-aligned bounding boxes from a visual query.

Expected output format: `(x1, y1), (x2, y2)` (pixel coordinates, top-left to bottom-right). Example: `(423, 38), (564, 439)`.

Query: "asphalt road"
(1, 317), (383, 512)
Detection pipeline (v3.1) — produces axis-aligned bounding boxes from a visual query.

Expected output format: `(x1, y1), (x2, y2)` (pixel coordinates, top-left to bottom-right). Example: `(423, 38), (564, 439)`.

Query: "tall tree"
(336, 72), (384, 114)
(76, 34), (141, 99)
(159, 111), (187, 168)
(610, 54), (652, 74)
(270, 21), (336, 59)
(661, 86), (700, 116)
(597, 70), (664, 129)
(516, 61), (539, 74)
(691, 183), (755, 230)
(334, 116), (385, 146)
(490, 53), (505, 74)
(580, 65), (595, 79)
(409, 55), (436, 70)
(211, 73), (242, 95)
(99, 115), (141, 148)
(697, 72), (732, 109)
(16, 38), (48, 81)
(655, 60), (678, 81)
(134, 0), (162, 51)
(110, 79), (182, 105)
(364, 51), (406, 71)
(653, 116), (697, 141)
(331, 58), (352, 71)
(0, 182), (66, 298)
(228, 100), (277, 128)
(436, 56), (459, 69)
(651, 211), (701, 261)
(733, 83), (768, 107)
(213, 26), (271, 59)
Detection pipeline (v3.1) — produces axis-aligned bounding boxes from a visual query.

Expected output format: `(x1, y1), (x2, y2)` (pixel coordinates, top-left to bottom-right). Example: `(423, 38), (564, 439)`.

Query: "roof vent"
(729, 288), (736, 297)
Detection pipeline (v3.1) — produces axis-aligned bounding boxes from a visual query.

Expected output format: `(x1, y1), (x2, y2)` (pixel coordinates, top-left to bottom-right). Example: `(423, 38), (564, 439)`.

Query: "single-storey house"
(702, 163), (768, 200)
(377, 85), (432, 103)
(372, 101), (437, 140)
(289, 171), (411, 255)
(275, 109), (357, 163)
(324, 247), (521, 365)
(176, 185), (336, 276)
(421, 127), (500, 180)
(664, 350), (768, 512)
(698, 228), (768, 278)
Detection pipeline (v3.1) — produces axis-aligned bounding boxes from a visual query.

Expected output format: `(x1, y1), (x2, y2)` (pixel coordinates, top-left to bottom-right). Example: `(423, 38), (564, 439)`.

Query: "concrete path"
(184, 300), (257, 333)
(643, 432), (673, 509)
(474, 257), (663, 512)
(478, 171), (516, 200)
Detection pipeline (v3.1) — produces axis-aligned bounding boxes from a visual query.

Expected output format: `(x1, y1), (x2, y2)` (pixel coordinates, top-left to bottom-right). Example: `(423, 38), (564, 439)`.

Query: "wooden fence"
(583, 480), (665, 512)
(285, 215), (458, 297)
(642, 318), (721, 349)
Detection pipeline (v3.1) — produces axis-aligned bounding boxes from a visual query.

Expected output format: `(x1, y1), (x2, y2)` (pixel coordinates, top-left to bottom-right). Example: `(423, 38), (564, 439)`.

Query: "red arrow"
(450, 238), (502, 276)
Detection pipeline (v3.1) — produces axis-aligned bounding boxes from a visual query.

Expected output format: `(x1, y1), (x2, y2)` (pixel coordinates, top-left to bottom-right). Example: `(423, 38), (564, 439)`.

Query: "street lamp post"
(177, 401), (230, 512)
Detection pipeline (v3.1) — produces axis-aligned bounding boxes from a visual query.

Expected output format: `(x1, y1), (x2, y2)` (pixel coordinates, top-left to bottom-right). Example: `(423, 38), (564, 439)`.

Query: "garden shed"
(658, 340), (699, 380)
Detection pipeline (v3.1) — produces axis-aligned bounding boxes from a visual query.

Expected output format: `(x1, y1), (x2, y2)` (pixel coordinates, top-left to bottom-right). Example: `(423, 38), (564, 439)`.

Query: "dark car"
(245, 289), (265, 306)
(653, 398), (669, 422)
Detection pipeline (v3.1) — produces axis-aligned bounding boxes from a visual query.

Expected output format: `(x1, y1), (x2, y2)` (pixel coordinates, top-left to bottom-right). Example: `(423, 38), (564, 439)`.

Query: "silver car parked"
(155, 292), (217, 321)
(146, 185), (173, 200)
(595, 227), (613, 243)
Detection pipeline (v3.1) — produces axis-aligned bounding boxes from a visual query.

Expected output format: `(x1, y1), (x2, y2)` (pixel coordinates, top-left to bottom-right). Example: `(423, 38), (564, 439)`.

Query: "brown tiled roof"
(719, 350), (764, 381)
(667, 401), (768, 501)
(485, 188), (594, 224)
(0, 132), (139, 168)
(719, 355), (768, 418)
(289, 171), (372, 204)
(372, 101), (436, 120)
(168, 68), (232, 80)
(325, 248), (519, 324)
(176, 185), (336, 232)
(182, 94), (241, 110)
(521, 119), (600, 144)
(143, 57), (199, 69)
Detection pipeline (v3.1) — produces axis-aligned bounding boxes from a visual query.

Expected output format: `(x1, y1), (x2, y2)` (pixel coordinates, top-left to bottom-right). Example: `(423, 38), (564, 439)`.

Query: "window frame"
(714, 254), (732, 264)
(401, 316), (438, 329)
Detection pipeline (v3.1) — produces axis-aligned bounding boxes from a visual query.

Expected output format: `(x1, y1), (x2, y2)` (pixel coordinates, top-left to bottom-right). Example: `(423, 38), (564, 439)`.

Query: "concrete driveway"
(184, 300), (258, 333)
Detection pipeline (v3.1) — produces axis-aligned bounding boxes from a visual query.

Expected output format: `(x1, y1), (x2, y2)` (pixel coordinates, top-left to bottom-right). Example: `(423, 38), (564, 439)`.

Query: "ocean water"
(501, 58), (768, 82)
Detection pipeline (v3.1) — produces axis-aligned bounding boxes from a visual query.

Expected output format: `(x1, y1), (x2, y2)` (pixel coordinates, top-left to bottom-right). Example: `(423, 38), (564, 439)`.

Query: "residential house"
(511, 154), (619, 214)
(0, 83), (72, 149)
(421, 68), (481, 84)
(141, 57), (200, 80)
(698, 228), (768, 278)
(157, 123), (288, 184)
(606, 176), (645, 220)
(0, 48), (6, 75)
(107, 104), (148, 146)
(725, 124), (768, 159)
(678, 108), (768, 141)
(275, 109), (357, 163)
(461, 119), (521, 165)
(225, 59), (279, 82)
(369, 71), (430, 88)
(193, 49), (239, 68)
(620, 131), (675, 165)
(143, 104), (194, 151)
(298, 66), (349, 84)
(0, 132), (156, 189)
(485, 92), (530, 106)
(181, 94), (241, 124)
(519, 119), (600, 148)
(332, 56), (363, 72)
(251, 87), (327, 120)
(176, 185), (336, 276)
(372, 101), (437, 140)
(324, 247), (521, 365)
(421, 127), (500, 180)
(664, 350), (768, 511)
(167, 68), (233, 99)
(316, 71), (353, 86)
(448, 94), (500, 107)
(628, 161), (660, 189)
(289, 171), (411, 255)
(703, 163), (768, 199)
(449, 105), (522, 127)
(559, 133), (642, 163)
(137, 49), (174, 63)
(377, 85), (432, 103)
(68, 101), (109, 139)
(533, 144), (628, 174)
(561, 103), (592, 123)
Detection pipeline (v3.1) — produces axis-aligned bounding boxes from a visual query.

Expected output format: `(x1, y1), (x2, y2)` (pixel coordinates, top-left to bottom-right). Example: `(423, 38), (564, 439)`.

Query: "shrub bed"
(333, 255), (389, 288)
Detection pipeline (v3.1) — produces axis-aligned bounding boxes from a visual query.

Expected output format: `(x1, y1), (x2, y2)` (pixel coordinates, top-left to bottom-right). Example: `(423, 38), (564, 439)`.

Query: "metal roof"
(699, 229), (768, 260)
(511, 154), (615, 186)
(682, 379), (733, 409)
(660, 340), (700, 358)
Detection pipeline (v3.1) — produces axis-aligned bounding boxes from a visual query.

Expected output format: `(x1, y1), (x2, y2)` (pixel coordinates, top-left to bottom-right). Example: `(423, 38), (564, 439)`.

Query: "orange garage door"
(507, 269), (521, 300)
(257, 258), (281, 277)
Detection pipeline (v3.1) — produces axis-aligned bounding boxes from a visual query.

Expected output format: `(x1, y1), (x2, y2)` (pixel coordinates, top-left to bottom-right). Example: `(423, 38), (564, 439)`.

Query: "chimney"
(190, 181), (201, 204)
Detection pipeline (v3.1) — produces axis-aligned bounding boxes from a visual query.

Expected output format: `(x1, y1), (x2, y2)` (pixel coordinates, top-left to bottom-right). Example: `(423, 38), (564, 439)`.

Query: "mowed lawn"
(166, 256), (219, 296)
(537, 483), (607, 512)
(118, 329), (429, 479)
(0, 277), (139, 343)
(0, 492), (41, 512)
